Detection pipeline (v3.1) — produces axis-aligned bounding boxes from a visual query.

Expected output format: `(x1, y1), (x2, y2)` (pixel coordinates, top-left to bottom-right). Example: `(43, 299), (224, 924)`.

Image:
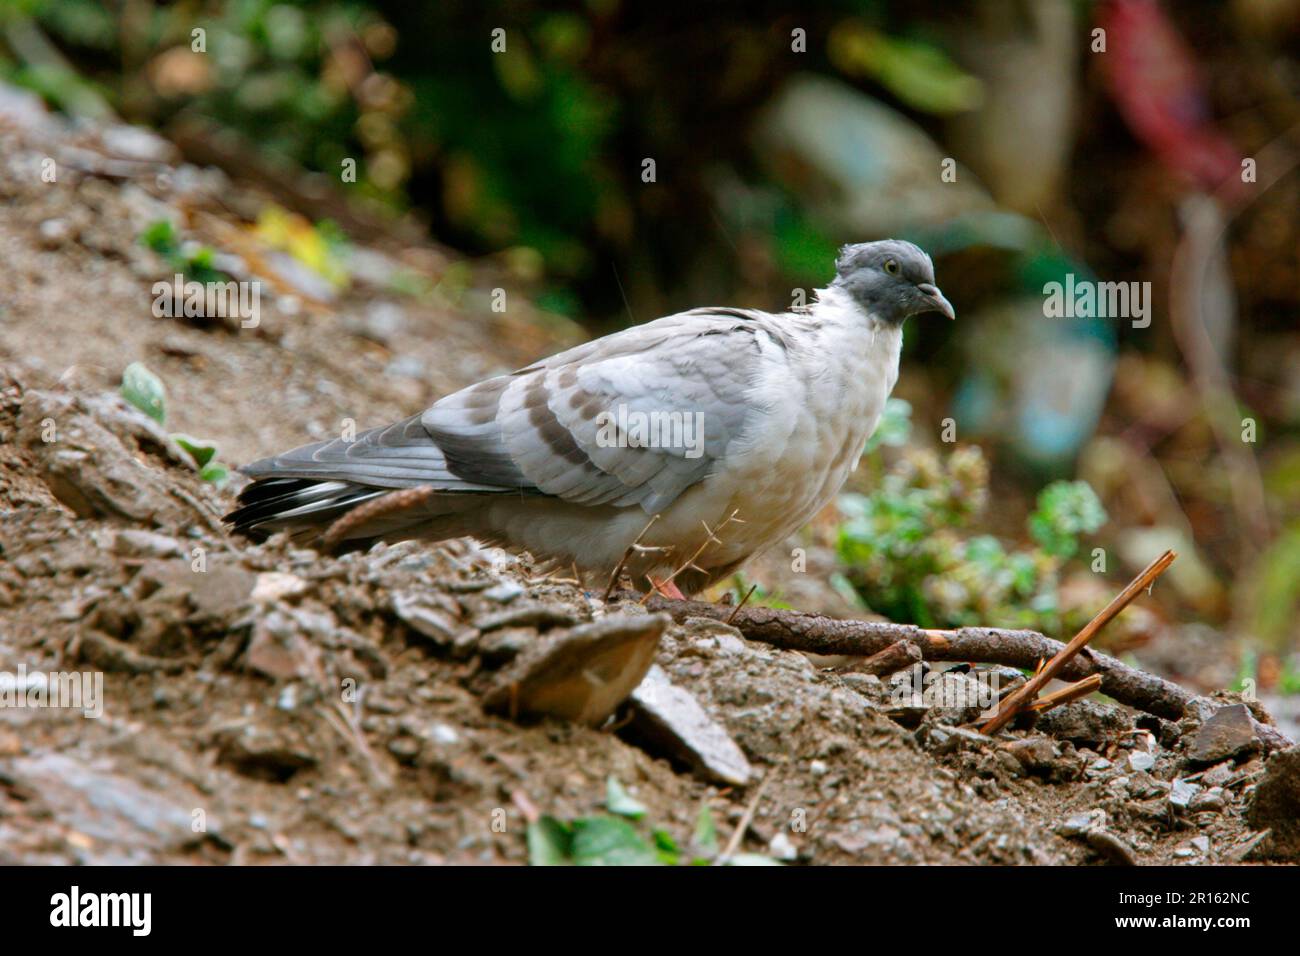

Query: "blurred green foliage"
(5, 0), (985, 317)
(836, 399), (1107, 631)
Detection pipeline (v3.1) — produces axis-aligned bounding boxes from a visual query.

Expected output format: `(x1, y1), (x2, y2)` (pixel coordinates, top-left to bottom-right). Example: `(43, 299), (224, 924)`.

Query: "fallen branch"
(848, 639), (922, 678)
(981, 550), (1176, 733)
(637, 573), (1193, 721)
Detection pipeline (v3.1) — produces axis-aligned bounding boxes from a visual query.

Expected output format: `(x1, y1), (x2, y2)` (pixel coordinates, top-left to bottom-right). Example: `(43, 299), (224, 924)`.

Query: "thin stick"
(603, 514), (662, 602)
(725, 584), (758, 626)
(981, 550), (1176, 734)
(1028, 674), (1103, 713)
(322, 485), (434, 551)
(721, 770), (771, 861)
(317, 702), (392, 790)
(640, 509), (741, 606)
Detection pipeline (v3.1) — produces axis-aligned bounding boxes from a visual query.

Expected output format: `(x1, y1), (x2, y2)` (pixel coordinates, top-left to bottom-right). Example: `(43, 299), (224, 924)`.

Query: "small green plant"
(526, 777), (778, 866)
(120, 362), (230, 486)
(139, 220), (229, 285)
(836, 401), (1107, 632)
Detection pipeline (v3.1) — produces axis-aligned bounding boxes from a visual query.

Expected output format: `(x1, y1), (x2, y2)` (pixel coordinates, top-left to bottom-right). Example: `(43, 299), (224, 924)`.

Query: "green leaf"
(139, 219), (177, 255)
(199, 462), (230, 486)
(120, 362), (166, 424)
(651, 828), (681, 866)
(527, 816), (572, 866)
(172, 434), (218, 468)
(605, 775), (647, 819)
(569, 817), (659, 866)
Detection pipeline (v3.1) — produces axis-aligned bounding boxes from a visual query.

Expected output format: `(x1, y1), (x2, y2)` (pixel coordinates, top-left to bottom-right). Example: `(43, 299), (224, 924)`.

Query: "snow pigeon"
(225, 240), (954, 596)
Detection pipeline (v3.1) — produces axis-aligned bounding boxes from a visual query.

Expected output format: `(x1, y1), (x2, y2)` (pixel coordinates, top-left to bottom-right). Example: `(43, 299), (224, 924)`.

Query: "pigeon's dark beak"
(916, 283), (956, 320)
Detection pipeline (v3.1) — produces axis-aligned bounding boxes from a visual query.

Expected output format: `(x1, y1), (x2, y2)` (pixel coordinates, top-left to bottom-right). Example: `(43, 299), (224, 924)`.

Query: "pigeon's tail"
(224, 477), (389, 545)
(223, 412), (517, 550)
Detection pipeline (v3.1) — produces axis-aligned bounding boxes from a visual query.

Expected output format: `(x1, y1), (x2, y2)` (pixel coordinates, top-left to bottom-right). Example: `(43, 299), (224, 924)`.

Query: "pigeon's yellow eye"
(884, 259), (900, 275)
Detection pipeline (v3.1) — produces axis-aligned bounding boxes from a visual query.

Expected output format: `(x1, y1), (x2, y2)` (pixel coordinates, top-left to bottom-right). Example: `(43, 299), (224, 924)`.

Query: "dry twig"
(849, 639), (922, 678)
(980, 550), (1176, 733)
(725, 584), (759, 625)
(639, 509), (742, 605)
(1028, 674), (1104, 713)
(721, 770), (771, 862)
(602, 514), (665, 602)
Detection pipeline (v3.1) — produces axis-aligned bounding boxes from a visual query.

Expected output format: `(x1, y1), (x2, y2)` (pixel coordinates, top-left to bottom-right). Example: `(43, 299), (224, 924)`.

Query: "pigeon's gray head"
(831, 239), (955, 325)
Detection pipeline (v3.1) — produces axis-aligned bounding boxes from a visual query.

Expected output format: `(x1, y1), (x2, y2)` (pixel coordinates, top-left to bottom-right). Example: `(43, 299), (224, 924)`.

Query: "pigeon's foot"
(647, 575), (687, 601)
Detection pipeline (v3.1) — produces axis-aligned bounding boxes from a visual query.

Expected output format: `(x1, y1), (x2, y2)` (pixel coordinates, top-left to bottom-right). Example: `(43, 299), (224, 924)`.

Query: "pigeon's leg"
(647, 574), (687, 601)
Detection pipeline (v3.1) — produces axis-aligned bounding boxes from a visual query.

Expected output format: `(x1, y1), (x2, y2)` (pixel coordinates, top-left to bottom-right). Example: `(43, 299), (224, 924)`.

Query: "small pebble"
(1128, 751), (1155, 772)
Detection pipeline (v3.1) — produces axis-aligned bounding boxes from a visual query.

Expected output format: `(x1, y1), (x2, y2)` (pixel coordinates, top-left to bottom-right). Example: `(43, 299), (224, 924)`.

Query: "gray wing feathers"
(243, 308), (779, 514)
(241, 412), (502, 492)
(498, 309), (766, 512)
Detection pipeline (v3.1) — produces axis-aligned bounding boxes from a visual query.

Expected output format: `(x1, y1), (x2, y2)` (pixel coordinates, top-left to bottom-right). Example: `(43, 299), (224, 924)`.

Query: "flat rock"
(1128, 750), (1156, 772)
(1189, 703), (1263, 765)
(391, 592), (476, 650)
(628, 664), (753, 787)
(5, 752), (206, 864)
(251, 571), (309, 603)
(1003, 737), (1060, 772)
(246, 609), (324, 682)
(1169, 777), (1201, 810)
(111, 529), (184, 559)
(212, 720), (318, 782)
(483, 613), (667, 727)
(473, 601), (579, 632)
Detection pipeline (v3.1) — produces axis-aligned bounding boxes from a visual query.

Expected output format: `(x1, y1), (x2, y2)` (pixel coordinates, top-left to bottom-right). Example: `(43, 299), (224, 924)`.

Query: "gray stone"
(473, 601), (578, 632)
(628, 664), (752, 786)
(1189, 704), (1262, 765)
(1058, 809), (1105, 837)
(1128, 750), (1156, 772)
(768, 831), (799, 861)
(7, 753), (208, 864)
(1188, 787), (1226, 814)
(391, 592), (476, 648)
(482, 581), (524, 604)
(1170, 777), (1202, 810)
(111, 529), (184, 559)
(1038, 699), (1133, 747)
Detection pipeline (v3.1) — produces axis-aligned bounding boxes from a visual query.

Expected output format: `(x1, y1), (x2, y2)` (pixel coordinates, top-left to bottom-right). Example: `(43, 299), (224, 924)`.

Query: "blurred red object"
(1098, 0), (1244, 198)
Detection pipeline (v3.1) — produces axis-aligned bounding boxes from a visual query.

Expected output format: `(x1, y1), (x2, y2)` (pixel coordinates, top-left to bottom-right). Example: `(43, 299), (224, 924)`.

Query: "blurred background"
(1, 0), (1298, 710)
